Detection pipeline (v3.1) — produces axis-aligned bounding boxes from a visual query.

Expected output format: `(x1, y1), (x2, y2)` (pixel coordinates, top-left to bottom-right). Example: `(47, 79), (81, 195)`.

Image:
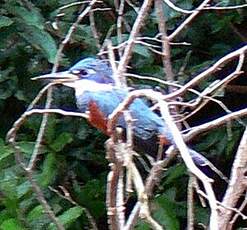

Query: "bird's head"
(32, 58), (115, 93)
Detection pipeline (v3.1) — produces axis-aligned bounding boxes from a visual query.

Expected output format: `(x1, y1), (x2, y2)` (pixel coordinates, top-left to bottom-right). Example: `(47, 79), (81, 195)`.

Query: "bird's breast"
(87, 101), (109, 135)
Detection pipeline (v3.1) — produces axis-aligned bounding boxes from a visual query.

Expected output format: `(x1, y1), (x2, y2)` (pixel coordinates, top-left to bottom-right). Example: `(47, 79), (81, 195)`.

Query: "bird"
(33, 57), (206, 165)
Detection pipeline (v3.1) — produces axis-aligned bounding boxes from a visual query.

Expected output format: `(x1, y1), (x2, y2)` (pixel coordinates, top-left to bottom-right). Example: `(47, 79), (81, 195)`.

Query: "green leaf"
(18, 142), (36, 155)
(19, 26), (57, 63)
(27, 205), (44, 222)
(0, 210), (10, 225)
(50, 132), (73, 152)
(154, 194), (181, 230)
(73, 179), (105, 218)
(0, 170), (18, 198)
(194, 205), (209, 226)
(17, 181), (31, 199)
(11, 5), (44, 29)
(0, 219), (24, 230)
(135, 220), (152, 230)
(163, 164), (186, 186)
(133, 44), (152, 58)
(38, 153), (57, 187)
(195, 129), (224, 151)
(43, 117), (57, 143)
(48, 206), (83, 230)
(0, 16), (13, 28)
(14, 90), (26, 101)
(0, 139), (14, 162)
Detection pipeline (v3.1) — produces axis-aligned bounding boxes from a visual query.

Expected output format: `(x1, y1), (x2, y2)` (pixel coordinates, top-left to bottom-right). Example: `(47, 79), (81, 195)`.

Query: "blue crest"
(69, 58), (114, 84)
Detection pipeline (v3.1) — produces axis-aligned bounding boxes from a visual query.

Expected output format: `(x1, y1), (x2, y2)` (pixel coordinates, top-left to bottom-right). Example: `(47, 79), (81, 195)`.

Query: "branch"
(7, 109), (87, 144)
(157, 94), (218, 229)
(8, 132), (65, 230)
(218, 127), (247, 229)
(180, 52), (245, 121)
(116, 0), (153, 82)
(203, 4), (247, 10)
(27, 168), (65, 229)
(89, 10), (101, 50)
(183, 108), (247, 141)
(163, 45), (247, 100)
(155, 0), (175, 85)
(52, 0), (99, 71)
(116, 0), (126, 57)
(168, 0), (211, 41)
(163, 0), (194, 14)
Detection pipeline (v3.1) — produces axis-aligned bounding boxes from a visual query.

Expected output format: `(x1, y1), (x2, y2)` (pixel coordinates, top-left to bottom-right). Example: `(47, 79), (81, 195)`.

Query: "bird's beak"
(31, 71), (79, 83)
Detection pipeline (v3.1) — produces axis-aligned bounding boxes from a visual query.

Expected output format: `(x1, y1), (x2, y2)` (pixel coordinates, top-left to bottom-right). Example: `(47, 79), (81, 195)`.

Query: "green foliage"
(49, 132), (73, 152)
(0, 16), (13, 28)
(0, 0), (246, 229)
(48, 207), (84, 230)
(0, 218), (25, 230)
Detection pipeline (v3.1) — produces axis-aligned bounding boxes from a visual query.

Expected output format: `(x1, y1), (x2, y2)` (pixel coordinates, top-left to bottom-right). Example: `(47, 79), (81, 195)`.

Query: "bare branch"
(163, 0), (194, 14)
(52, 0), (99, 71)
(163, 45), (247, 100)
(6, 109), (88, 149)
(89, 10), (101, 50)
(168, 0), (211, 41)
(155, 0), (175, 84)
(219, 127), (247, 229)
(230, 192), (247, 226)
(203, 4), (247, 10)
(49, 186), (98, 230)
(116, 0), (153, 81)
(180, 53), (245, 121)
(187, 175), (195, 230)
(117, 0), (126, 57)
(184, 108), (247, 141)
(26, 89), (52, 170)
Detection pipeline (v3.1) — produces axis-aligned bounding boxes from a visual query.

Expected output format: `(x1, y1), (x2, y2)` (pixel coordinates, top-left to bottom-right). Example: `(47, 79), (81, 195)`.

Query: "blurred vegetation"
(0, 0), (246, 229)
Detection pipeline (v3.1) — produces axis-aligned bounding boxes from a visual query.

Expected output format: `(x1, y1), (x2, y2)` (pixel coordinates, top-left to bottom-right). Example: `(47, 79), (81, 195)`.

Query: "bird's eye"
(80, 69), (88, 76)
(71, 69), (88, 77)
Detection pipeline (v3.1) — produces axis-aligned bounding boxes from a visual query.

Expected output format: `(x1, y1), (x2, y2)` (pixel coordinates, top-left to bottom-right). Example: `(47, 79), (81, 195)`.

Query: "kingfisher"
(33, 58), (206, 164)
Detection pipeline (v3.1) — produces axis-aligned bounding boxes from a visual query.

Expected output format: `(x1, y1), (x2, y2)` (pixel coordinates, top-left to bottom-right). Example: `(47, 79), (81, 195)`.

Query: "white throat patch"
(63, 79), (114, 97)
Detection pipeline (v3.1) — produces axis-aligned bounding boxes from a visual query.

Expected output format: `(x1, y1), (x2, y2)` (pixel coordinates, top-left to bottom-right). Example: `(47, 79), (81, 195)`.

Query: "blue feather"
(76, 88), (173, 142)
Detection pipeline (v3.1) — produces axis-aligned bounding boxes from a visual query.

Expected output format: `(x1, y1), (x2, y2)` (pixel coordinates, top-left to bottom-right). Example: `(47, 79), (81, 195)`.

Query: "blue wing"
(76, 89), (173, 142)
(76, 88), (209, 169)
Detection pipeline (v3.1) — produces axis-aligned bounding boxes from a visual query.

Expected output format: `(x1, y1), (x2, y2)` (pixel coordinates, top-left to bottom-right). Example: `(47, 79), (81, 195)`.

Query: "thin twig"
(89, 10), (101, 50)
(6, 109), (88, 145)
(27, 90), (53, 171)
(117, 0), (126, 57)
(168, 0), (211, 41)
(116, 0), (154, 82)
(155, 0), (174, 85)
(203, 4), (247, 10)
(107, 41), (122, 87)
(229, 192), (247, 226)
(184, 108), (247, 141)
(52, 0), (99, 71)
(163, 0), (194, 14)
(180, 53), (244, 121)
(163, 45), (247, 100)
(27, 170), (65, 229)
(8, 143), (65, 230)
